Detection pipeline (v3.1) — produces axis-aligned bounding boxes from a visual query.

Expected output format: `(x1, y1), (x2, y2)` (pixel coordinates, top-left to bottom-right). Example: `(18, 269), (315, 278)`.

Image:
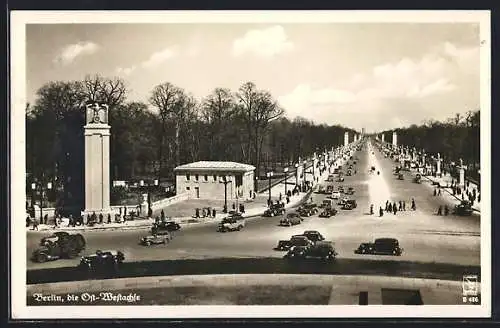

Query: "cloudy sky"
(26, 22), (480, 132)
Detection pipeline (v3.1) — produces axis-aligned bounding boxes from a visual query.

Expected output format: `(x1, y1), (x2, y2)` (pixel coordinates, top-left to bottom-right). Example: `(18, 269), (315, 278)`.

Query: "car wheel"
(145, 241), (151, 246)
(270, 213), (274, 217)
(238, 225), (242, 231)
(36, 253), (48, 263)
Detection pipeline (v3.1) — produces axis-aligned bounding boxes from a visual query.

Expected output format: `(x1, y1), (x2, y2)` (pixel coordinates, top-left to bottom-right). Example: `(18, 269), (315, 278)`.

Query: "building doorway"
(195, 187), (200, 198)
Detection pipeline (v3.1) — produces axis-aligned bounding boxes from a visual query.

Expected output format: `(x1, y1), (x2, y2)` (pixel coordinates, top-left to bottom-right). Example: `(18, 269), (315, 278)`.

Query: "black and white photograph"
(10, 10), (491, 319)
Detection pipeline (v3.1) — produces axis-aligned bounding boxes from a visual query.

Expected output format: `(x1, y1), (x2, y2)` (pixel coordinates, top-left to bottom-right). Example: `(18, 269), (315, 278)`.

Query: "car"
(320, 199), (334, 209)
(275, 235), (314, 251)
(217, 217), (245, 232)
(354, 238), (403, 256)
(453, 201), (474, 216)
(32, 232), (86, 263)
(319, 207), (338, 218)
(345, 187), (355, 195)
(284, 241), (338, 261)
(78, 250), (125, 271)
(297, 203), (319, 217)
(338, 185), (345, 193)
(326, 185), (334, 194)
(140, 234), (171, 246)
(152, 221), (181, 235)
(302, 230), (326, 242)
(331, 191), (341, 200)
(280, 213), (302, 226)
(342, 199), (357, 210)
(263, 203), (285, 217)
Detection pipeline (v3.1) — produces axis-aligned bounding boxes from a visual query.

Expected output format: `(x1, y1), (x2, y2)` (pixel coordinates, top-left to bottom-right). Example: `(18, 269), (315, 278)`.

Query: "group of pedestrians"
(370, 198), (417, 217)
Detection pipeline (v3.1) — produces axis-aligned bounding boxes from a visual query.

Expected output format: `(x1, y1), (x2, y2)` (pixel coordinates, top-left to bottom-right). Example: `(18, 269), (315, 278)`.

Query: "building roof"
(174, 161), (256, 173)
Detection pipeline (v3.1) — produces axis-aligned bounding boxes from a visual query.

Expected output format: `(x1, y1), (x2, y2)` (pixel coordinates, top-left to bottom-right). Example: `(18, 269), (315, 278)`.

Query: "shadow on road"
(27, 257), (480, 285)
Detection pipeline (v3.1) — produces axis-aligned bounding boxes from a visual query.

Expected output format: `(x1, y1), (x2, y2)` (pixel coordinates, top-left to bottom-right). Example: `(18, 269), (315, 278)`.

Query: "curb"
(27, 273), (466, 295)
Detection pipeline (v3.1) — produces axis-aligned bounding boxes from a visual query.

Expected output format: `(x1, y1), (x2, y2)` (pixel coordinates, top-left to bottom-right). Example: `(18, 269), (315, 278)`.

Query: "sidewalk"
(26, 189), (310, 233)
(409, 170), (481, 213)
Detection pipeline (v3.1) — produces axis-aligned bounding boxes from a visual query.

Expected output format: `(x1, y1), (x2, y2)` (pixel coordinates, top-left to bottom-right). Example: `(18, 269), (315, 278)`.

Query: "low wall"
(151, 192), (190, 211)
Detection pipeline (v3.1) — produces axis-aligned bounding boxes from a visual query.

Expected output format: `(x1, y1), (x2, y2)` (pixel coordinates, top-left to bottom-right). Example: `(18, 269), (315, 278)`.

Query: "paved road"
(27, 139), (480, 271)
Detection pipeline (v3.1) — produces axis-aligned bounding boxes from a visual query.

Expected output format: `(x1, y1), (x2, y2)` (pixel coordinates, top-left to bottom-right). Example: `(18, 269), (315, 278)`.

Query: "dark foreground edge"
(27, 257), (480, 285)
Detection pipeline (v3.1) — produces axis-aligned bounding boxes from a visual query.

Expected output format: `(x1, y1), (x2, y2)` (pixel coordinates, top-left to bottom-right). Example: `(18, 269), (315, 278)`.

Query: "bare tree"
(83, 74), (127, 107)
(202, 88), (236, 159)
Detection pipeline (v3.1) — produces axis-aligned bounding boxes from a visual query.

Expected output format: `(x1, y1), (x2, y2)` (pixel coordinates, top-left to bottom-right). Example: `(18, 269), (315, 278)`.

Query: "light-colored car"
(217, 217), (245, 232)
(331, 191), (341, 200)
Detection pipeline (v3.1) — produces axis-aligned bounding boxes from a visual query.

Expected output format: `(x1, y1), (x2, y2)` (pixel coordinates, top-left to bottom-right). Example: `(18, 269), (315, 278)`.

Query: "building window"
(204, 175), (208, 181)
(186, 187), (190, 191)
(186, 174), (190, 181)
(195, 174), (199, 181)
(213, 175), (217, 181)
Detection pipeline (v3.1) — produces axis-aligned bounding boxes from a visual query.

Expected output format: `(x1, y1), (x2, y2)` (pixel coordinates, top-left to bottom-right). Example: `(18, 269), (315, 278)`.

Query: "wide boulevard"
(26, 139), (480, 271)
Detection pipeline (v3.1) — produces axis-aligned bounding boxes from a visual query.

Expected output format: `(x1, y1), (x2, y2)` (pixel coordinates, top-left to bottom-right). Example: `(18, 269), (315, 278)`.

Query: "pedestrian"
(370, 204), (374, 215)
(379, 206), (384, 217)
(32, 218), (38, 231)
(232, 203), (236, 210)
(411, 198), (416, 211)
(437, 206), (442, 216)
(212, 208), (216, 217)
(438, 188), (442, 196)
(99, 213), (103, 224)
(444, 205), (449, 216)
(393, 203), (397, 215)
(388, 202), (392, 213)
(26, 216), (31, 228)
(161, 209), (165, 220)
(286, 196), (290, 204)
(279, 193), (282, 201)
(433, 189), (437, 196)
(124, 207), (127, 217)
(195, 208), (200, 218)
(398, 201), (402, 211)
(148, 207), (153, 218)
(107, 213), (111, 224)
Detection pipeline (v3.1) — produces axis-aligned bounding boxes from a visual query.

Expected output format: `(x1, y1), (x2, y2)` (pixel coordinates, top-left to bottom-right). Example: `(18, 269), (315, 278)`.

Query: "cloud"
(115, 45), (178, 76)
(141, 46), (178, 68)
(53, 41), (99, 65)
(278, 42), (477, 131)
(232, 25), (294, 58)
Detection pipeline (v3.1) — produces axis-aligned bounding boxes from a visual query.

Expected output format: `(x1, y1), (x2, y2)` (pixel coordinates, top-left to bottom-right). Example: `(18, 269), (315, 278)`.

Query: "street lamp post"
(220, 177), (232, 213)
(294, 163), (299, 187)
(283, 167), (289, 196)
(266, 171), (274, 202)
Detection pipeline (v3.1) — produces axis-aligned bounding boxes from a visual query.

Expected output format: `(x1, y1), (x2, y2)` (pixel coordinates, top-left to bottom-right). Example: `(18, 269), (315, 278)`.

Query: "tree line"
(26, 75), (354, 209)
(380, 111), (480, 178)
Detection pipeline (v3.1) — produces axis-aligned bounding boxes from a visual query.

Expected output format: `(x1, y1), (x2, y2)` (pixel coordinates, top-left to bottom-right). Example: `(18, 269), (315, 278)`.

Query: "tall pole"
(224, 182), (228, 213)
(268, 175), (271, 202)
(284, 167), (289, 196)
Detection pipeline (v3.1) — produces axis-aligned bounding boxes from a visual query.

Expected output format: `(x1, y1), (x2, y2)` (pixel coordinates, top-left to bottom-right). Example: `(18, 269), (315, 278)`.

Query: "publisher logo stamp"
(462, 275), (480, 304)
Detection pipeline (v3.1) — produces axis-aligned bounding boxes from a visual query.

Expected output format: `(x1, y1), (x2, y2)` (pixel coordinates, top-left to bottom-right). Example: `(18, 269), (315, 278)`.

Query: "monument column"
(392, 131), (397, 149)
(84, 102), (112, 216)
(381, 134), (385, 143)
(344, 132), (349, 147)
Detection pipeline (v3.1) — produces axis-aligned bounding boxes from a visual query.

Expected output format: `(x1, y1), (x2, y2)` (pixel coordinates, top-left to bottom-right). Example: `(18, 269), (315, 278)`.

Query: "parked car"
(152, 221), (181, 235)
(140, 234), (171, 246)
(275, 235), (314, 251)
(217, 217), (245, 232)
(319, 207), (338, 218)
(263, 203), (285, 217)
(453, 201), (474, 216)
(302, 230), (325, 242)
(280, 213), (302, 226)
(331, 191), (341, 200)
(284, 241), (338, 261)
(342, 199), (357, 210)
(78, 250), (125, 271)
(354, 238), (403, 256)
